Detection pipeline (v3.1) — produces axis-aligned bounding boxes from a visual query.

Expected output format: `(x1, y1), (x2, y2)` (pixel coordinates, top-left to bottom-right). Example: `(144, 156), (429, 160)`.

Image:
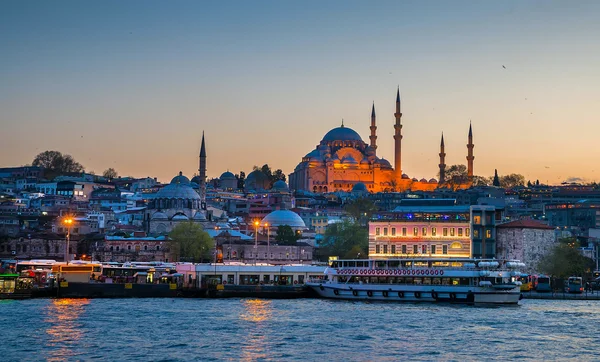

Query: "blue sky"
(1, 1), (599, 184)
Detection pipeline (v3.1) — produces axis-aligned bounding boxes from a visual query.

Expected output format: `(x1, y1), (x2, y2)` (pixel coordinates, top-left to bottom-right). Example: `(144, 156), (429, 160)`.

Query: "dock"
(521, 291), (600, 300)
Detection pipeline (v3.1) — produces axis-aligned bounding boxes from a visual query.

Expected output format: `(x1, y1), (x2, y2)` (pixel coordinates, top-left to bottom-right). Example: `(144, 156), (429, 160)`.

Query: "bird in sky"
(545, 166), (550, 169)
(502, 65), (506, 69)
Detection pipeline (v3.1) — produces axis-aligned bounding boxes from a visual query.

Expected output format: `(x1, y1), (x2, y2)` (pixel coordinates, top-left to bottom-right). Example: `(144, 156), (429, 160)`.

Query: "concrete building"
(496, 220), (555, 272)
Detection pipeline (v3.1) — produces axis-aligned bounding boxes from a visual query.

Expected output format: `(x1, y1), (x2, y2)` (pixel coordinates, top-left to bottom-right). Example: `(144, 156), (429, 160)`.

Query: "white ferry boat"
(306, 258), (524, 305)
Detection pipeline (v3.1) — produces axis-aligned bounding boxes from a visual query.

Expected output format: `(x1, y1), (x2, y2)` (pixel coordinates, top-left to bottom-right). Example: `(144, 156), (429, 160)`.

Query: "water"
(1, 298), (598, 361)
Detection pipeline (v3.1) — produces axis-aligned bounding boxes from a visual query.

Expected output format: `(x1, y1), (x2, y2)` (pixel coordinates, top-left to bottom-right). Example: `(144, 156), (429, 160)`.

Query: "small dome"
(261, 210), (306, 228)
(402, 174), (410, 179)
(172, 213), (189, 221)
(190, 176), (202, 184)
(352, 182), (367, 192)
(360, 157), (369, 164)
(429, 178), (438, 183)
(193, 211), (206, 220)
(272, 180), (289, 191)
(412, 178), (419, 182)
(170, 171), (190, 185)
(151, 211), (168, 220)
(342, 155), (358, 165)
(420, 178), (428, 183)
(322, 125), (363, 142)
(220, 171), (236, 180)
(376, 158), (392, 168)
(304, 149), (321, 160)
(245, 170), (270, 191)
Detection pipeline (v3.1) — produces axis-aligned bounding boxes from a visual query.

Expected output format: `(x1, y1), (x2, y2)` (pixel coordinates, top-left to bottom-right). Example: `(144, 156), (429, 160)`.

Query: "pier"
(521, 291), (600, 301)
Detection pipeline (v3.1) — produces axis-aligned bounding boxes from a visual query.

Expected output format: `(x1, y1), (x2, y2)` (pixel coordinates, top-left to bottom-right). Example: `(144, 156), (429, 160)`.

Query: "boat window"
(432, 278), (441, 285)
(423, 278), (432, 285)
(413, 278), (422, 285)
(347, 261), (356, 267)
(389, 260), (400, 268)
(402, 261), (412, 267)
(331, 261), (339, 268)
(405, 277), (413, 284)
(441, 278), (450, 285)
(376, 261), (386, 268)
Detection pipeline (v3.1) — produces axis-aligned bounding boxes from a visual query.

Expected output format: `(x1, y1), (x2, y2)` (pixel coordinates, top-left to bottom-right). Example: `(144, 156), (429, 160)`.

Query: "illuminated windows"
(422, 227), (427, 236)
(391, 228), (396, 236)
(466, 228), (470, 237)
(402, 228), (407, 236)
(402, 245), (407, 254)
(432, 227), (437, 236)
(450, 228), (455, 237)
(443, 228), (448, 236)
(376, 227), (380, 236)
(383, 228), (388, 236)
(458, 228), (463, 237)
(442, 245), (448, 254)
(413, 227), (418, 236)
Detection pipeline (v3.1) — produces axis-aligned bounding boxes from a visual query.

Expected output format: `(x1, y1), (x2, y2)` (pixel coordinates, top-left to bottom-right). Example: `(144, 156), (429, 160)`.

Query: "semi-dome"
(322, 125), (363, 142)
(261, 210), (306, 228)
(170, 171), (190, 185)
(220, 171), (236, 179)
(420, 178), (428, 183)
(402, 174), (410, 179)
(151, 211), (168, 220)
(412, 178), (419, 182)
(352, 182), (367, 192)
(193, 211), (207, 220)
(272, 180), (289, 191)
(172, 213), (189, 221)
(429, 178), (438, 183)
(342, 155), (358, 165)
(304, 149), (321, 160)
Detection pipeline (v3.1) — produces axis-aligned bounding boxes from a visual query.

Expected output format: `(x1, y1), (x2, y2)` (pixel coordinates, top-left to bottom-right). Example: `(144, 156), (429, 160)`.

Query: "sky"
(1, 1), (599, 185)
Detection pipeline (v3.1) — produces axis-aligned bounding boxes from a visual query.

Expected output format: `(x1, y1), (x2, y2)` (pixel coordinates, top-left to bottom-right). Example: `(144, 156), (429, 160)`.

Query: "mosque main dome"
(322, 125), (363, 142)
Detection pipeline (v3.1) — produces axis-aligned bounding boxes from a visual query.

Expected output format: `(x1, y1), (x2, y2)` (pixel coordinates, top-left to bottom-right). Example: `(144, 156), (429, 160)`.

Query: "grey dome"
(193, 211), (207, 220)
(342, 155), (358, 165)
(151, 211), (168, 220)
(304, 149), (321, 159)
(190, 175), (202, 184)
(322, 125), (363, 142)
(220, 171), (236, 180)
(272, 180), (288, 191)
(352, 182), (367, 192)
(261, 210), (306, 228)
(155, 173), (201, 200)
(245, 170), (270, 190)
(170, 171), (190, 185)
(172, 213), (189, 221)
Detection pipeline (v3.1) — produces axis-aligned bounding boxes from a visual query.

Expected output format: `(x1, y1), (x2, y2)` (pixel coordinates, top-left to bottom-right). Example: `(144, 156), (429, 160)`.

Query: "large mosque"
(288, 89), (475, 193)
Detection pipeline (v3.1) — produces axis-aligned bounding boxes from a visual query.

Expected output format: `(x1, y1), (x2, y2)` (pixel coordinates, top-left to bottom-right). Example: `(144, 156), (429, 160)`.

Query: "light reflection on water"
(44, 299), (89, 362)
(1, 298), (599, 361)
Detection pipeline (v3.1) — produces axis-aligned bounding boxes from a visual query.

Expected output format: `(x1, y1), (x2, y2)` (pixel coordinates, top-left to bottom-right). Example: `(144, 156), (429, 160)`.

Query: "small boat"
(0, 273), (34, 300)
(306, 258), (523, 305)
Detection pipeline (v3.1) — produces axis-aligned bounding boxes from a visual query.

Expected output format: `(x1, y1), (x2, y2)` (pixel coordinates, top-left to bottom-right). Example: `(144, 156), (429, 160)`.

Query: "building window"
(116, 246), (120, 251)
(431, 245), (436, 254)
(466, 228), (470, 237)
(450, 228), (455, 237)
(413, 245), (418, 254)
(458, 228), (463, 237)
(443, 228), (448, 236)
(432, 227), (436, 236)
(422, 245), (427, 254)
(450, 242), (462, 249)
(473, 215), (481, 224)
(144, 245), (148, 251)
(376, 227), (380, 236)
(413, 227), (418, 236)
(383, 228), (388, 236)
(443, 245), (448, 254)
(402, 228), (407, 236)
(376, 245), (380, 254)
(383, 245), (388, 254)
(422, 228), (427, 236)
(391, 245), (396, 254)
(128, 245), (132, 250)
(486, 229), (492, 238)
(391, 228), (396, 236)
(156, 246), (160, 251)
(402, 245), (407, 254)
(473, 229), (479, 238)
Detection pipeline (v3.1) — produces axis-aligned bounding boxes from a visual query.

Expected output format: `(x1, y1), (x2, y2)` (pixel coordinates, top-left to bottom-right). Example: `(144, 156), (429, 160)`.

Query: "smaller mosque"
(288, 89), (475, 193)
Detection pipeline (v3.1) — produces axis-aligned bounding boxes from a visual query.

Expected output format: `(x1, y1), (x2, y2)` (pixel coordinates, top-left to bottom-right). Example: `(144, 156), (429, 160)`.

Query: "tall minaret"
(466, 122), (474, 179)
(393, 87), (403, 184)
(369, 102), (377, 154)
(199, 131), (207, 210)
(439, 133), (446, 183)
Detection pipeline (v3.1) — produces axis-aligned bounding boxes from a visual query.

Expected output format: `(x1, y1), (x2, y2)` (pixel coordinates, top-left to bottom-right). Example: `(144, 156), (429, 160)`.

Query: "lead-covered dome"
(322, 125), (363, 142)
(170, 172), (190, 185)
(220, 171), (235, 180)
(261, 210), (306, 228)
(155, 172), (201, 200)
(272, 180), (289, 191)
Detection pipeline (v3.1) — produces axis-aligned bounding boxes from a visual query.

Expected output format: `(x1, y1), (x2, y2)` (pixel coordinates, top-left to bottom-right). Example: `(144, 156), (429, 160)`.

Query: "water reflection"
(44, 299), (89, 362)
(240, 299), (272, 361)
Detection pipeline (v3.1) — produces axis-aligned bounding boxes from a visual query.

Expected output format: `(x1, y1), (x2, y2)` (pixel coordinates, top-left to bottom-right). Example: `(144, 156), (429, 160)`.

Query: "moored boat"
(0, 273), (35, 300)
(306, 258), (524, 305)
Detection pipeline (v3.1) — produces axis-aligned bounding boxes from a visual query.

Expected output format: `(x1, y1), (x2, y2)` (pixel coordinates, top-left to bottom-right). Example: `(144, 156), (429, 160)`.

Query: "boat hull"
(207, 284), (314, 299)
(57, 282), (180, 298)
(307, 283), (521, 305)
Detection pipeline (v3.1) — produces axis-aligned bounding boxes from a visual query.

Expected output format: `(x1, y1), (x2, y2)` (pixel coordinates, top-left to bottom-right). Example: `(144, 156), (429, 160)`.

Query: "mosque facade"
(288, 89), (474, 193)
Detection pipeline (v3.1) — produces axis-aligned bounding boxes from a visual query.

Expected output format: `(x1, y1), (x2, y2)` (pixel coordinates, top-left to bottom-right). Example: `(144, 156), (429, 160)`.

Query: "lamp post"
(265, 222), (270, 264)
(254, 220), (259, 265)
(63, 217), (73, 264)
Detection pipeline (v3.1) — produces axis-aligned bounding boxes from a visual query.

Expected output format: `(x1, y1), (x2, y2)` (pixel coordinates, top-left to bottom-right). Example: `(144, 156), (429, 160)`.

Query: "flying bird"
(544, 166), (550, 169)
(502, 65), (506, 69)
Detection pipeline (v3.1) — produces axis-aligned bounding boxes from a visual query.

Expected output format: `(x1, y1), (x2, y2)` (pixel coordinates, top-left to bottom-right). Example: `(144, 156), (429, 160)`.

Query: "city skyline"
(2, 1), (599, 184)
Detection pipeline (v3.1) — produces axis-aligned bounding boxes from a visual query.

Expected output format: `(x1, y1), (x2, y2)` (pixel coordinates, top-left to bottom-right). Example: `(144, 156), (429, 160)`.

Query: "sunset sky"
(1, 1), (599, 185)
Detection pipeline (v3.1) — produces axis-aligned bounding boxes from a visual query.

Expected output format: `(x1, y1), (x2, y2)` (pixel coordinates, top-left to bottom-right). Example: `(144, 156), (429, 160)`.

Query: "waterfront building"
(470, 205), (498, 259)
(496, 219), (555, 272)
(97, 233), (172, 263)
(544, 201), (600, 235)
(288, 89), (474, 193)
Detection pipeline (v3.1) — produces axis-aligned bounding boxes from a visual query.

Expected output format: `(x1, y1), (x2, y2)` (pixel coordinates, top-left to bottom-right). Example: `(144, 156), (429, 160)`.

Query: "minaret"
(439, 133), (446, 183)
(393, 87), (403, 184)
(466, 122), (474, 179)
(199, 131), (207, 210)
(369, 102), (377, 154)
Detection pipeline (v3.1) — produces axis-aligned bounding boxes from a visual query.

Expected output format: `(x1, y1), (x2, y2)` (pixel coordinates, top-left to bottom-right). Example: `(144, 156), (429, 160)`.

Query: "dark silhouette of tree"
(499, 173), (525, 189)
(32, 150), (84, 178)
(275, 225), (301, 245)
(538, 238), (595, 279)
(103, 168), (118, 180)
(344, 197), (377, 225)
(251, 164), (287, 188)
(169, 222), (214, 262)
(236, 171), (245, 190)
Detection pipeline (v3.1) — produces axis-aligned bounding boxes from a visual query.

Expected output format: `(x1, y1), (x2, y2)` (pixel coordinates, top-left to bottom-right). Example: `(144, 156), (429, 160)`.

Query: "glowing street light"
(63, 217), (74, 264)
(264, 222), (270, 263)
(254, 220), (259, 265)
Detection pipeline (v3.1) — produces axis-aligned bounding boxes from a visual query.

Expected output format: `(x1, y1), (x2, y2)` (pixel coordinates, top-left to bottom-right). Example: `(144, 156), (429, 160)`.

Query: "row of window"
(108, 245), (161, 251)
(375, 226), (470, 237)
(374, 243), (463, 255)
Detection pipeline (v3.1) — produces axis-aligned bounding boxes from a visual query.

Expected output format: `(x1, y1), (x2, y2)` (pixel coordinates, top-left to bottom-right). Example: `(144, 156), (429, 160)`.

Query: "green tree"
(344, 197), (377, 225)
(275, 225), (300, 245)
(319, 220), (368, 259)
(252, 164), (287, 188)
(32, 150), (85, 178)
(538, 237), (595, 279)
(168, 222), (214, 262)
(472, 176), (491, 187)
(103, 168), (118, 180)
(499, 173), (526, 189)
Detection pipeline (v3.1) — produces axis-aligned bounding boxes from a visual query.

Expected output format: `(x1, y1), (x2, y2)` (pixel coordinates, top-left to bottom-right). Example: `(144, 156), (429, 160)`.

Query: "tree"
(275, 225), (300, 245)
(344, 197), (377, 225)
(236, 171), (245, 190)
(168, 222), (214, 262)
(441, 164), (469, 188)
(32, 150), (84, 177)
(499, 173), (525, 189)
(251, 164), (287, 188)
(538, 237), (595, 279)
(272, 169), (287, 183)
(319, 220), (368, 259)
(472, 176), (491, 187)
(103, 168), (118, 180)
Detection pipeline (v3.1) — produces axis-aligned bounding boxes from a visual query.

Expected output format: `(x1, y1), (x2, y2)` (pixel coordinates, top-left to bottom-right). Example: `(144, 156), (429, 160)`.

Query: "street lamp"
(254, 220), (259, 265)
(63, 217), (73, 264)
(265, 222), (270, 263)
